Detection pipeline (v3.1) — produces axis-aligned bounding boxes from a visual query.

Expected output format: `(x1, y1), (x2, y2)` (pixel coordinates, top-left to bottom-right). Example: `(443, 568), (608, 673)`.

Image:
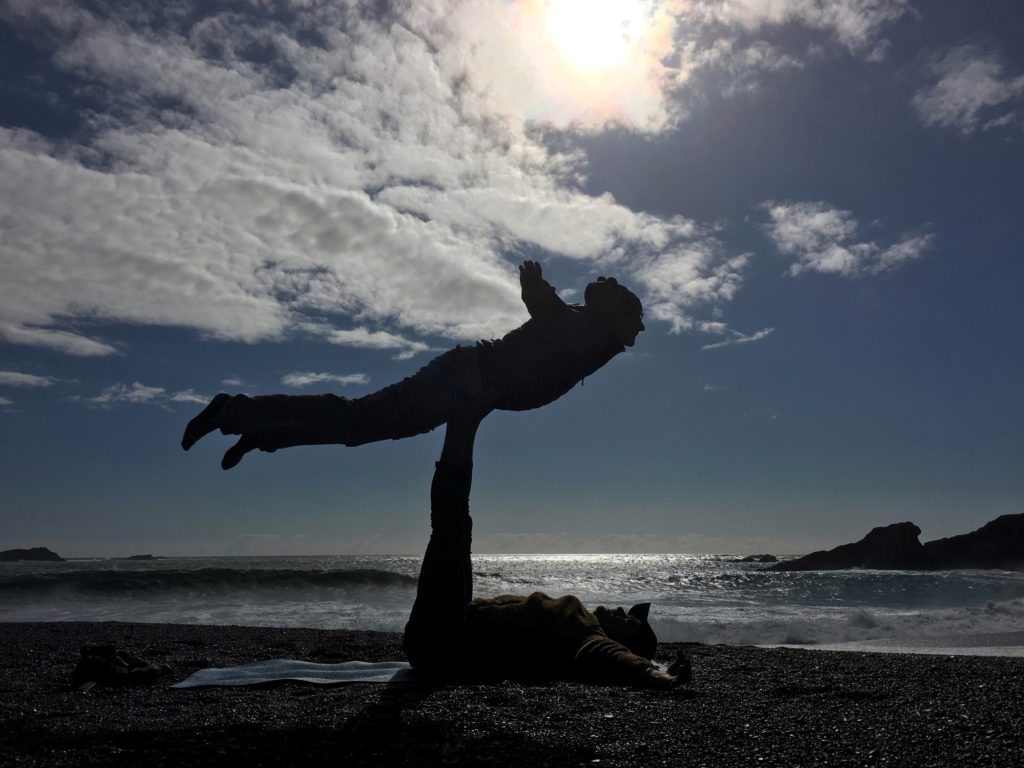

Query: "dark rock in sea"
(0, 546), (64, 562)
(771, 522), (930, 571)
(122, 554), (164, 560)
(737, 554), (777, 563)
(924, 513), (1024, 570)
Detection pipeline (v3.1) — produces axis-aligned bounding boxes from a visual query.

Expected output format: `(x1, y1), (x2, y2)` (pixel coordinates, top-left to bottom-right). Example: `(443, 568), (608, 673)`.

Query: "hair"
(584, 276), (643, 319)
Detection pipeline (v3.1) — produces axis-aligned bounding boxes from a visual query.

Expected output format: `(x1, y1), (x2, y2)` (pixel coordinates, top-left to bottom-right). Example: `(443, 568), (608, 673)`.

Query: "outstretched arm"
(575, 633), (685, 690)
(519, 260), (567, 319)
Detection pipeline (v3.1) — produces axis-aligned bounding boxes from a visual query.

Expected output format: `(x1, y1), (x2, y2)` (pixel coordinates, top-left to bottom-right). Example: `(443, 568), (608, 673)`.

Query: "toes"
(221, 435), (257, 470)
(182, 393), (230, 451)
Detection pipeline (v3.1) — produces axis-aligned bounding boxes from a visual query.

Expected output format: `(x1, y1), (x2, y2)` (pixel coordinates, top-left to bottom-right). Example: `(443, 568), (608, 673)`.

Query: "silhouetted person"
(181, 261), (644, 469)
(402, 407), (688, 688)
(183, 261), (686, 687)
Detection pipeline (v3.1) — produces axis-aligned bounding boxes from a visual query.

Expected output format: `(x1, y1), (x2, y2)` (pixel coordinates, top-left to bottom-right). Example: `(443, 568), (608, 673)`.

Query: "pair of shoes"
(181, 393), (230, 451)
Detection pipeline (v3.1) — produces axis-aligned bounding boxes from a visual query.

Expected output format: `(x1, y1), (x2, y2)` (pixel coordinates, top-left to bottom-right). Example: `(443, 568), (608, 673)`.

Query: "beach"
(3, 622), (1022, 767)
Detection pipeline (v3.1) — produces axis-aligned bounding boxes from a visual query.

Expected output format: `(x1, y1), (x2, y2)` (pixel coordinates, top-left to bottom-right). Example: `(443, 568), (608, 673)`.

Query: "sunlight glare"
(545, 0), (649, 73)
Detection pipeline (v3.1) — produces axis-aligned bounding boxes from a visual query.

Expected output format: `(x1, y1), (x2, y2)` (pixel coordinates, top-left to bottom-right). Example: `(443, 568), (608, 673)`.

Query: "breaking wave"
(0, 568), (417, 597)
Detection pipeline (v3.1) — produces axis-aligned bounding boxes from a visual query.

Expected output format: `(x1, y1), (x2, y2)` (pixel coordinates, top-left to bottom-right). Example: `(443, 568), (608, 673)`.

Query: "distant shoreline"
(3, 621), (1023, 766)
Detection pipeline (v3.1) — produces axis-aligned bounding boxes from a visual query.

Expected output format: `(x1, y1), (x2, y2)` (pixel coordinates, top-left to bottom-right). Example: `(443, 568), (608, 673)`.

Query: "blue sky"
(1, 0), (1022, 556)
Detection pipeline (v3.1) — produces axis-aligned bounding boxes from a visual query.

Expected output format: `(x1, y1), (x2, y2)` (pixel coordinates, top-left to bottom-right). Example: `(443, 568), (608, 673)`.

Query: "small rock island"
(0, 546), (64, 562)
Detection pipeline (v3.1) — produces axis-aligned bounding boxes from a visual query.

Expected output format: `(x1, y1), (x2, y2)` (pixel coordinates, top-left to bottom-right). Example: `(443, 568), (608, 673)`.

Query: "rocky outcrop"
(924, 514), (1024, 570)
(772, 522), (930, 571)
(772, 514), (1024, 571)
(122, 554), (164, 561)
(0, 546), (64, 562)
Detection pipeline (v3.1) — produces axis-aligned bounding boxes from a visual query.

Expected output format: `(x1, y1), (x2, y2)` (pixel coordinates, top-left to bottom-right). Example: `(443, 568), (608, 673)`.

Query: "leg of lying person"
(403, 405), (489, 675)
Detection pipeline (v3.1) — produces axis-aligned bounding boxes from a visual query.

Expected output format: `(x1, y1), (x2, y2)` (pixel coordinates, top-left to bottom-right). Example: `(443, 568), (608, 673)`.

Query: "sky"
(1, 0), (1022, 557)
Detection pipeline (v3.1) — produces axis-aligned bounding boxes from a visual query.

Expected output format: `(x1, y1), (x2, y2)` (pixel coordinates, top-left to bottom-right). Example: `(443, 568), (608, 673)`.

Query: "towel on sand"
(173, 659), (417, 688)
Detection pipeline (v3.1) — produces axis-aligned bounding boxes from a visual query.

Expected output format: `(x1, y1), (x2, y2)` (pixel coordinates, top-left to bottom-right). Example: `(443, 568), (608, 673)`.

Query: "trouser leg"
(215, 346), (484, 452)
(403, 406), (490, 674)
(403, 460), (474, 672)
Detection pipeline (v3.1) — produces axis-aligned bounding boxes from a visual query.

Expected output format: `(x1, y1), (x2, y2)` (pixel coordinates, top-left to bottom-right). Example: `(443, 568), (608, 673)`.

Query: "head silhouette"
(594, 602), (658, 659)
(584, 277), (645, 347)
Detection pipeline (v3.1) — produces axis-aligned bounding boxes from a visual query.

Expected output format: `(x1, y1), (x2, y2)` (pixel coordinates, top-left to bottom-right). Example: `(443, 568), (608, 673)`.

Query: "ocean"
(3, 554), (1024, 653)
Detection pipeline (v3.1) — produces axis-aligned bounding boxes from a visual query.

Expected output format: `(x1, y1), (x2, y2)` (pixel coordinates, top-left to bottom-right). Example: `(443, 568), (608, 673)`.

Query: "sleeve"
(573, 632), (655, 685)
(521, 278), (568, 319)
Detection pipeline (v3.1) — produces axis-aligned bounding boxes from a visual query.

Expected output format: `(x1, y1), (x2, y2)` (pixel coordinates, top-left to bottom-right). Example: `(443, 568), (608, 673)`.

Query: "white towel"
(173, 659), (417, 688)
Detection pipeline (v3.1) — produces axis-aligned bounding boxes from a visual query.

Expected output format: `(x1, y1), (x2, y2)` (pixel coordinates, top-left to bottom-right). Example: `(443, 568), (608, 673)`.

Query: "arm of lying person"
(575, 633), (672, 689)
(638, 667), (683, 690)
(575, 635), (694, 690)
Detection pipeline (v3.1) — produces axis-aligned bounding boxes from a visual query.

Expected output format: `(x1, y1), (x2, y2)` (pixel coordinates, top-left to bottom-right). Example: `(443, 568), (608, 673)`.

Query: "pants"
(215, 346), (485, 451)
(402, 461), (475, 674)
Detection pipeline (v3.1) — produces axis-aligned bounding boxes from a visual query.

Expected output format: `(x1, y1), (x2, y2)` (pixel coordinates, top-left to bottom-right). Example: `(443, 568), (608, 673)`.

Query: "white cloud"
(169, 389), (210, 404)
(0, 321), (117, 357)
(302, 325), (433, 361)
(762, 201), (933, 277)
(87, 382), (167, 407)
(0, 370), (56, 387)
(281, 371), (371, 388)
(221, 377), (245, 387)
(0, 396), (13, 406)
(630, 248), (750, 334)
(694, 0), (911, 51)
(913, 45), (1024, 134)
(702, 327), (775, 350)
(81, 382), (209, 408)
(0, 1), (787, 360)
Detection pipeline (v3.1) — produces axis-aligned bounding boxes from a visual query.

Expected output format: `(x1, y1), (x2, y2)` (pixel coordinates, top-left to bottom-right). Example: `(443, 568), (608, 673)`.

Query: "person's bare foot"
(181, 393), (230, 451)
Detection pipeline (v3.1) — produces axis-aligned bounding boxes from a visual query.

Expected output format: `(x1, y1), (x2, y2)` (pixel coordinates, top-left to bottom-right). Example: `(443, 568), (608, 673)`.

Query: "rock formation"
(0, 546), (64, 562)
(924, 514), (1024, 570)
(772, 514), (1024, 571)
(772, 522), (930, 571)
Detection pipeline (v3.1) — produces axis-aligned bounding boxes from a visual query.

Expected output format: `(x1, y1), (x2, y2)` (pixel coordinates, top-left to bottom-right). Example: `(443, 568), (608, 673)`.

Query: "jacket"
(463, 591), (654, 683)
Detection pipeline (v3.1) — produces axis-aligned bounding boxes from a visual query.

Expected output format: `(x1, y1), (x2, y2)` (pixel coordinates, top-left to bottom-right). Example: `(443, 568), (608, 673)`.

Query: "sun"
(544, 0), (649, 73)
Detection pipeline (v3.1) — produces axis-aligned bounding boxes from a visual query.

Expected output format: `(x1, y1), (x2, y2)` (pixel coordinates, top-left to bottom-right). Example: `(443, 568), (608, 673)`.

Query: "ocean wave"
(0, 568), (417, 596)
(652, 598), (1024, 646)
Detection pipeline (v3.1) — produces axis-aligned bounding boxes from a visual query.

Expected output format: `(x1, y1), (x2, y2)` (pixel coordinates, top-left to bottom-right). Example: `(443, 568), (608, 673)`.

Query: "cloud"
(302, 325), (432, 361)
(912, 45), (1024, 134)
(169, 389), (210, 404)
(0, 321), (117, 357)
(702, 327), (775, 351)
(693, 0), (912, 51)
(630, 247), (750, 334)
(81, 382), (208, 408)
(0, 370), (57, 387)
(0, 396), (13, 406)
(86, 382), (167, 407)
(221, 378), (245, 387)
(0, 1), (793, 360)
(762, 201), (933, 277)
(281, 371), (371, 388)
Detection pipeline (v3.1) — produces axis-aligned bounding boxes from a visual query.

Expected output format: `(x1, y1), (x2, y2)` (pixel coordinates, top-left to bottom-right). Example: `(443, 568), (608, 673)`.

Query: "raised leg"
(403, 403), (490, 674)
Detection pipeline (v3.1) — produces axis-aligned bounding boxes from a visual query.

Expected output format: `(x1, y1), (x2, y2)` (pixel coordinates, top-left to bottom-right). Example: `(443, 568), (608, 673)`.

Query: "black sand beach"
(3, 622), (1022, 767)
